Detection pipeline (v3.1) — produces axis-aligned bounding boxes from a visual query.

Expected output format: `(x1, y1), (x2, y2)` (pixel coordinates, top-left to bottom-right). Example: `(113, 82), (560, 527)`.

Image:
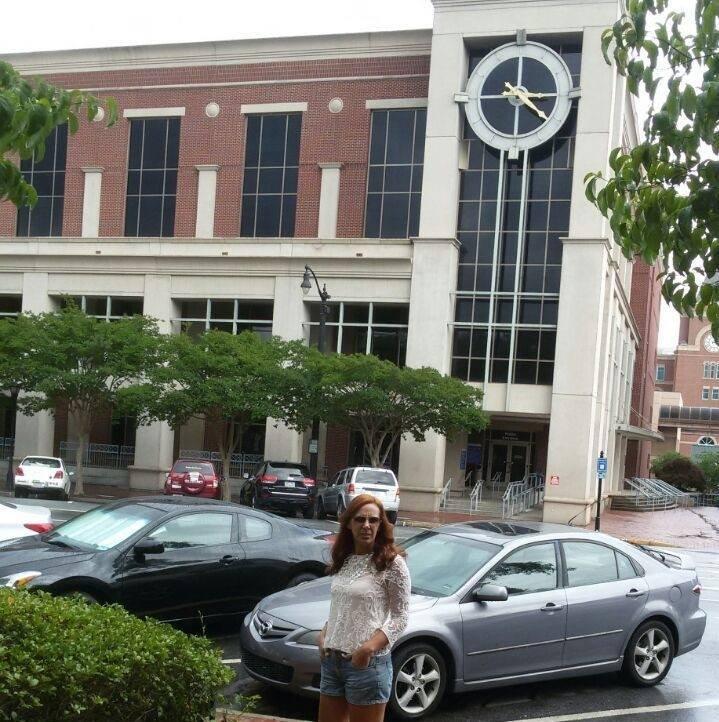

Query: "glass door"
(509, 444), (529, 482)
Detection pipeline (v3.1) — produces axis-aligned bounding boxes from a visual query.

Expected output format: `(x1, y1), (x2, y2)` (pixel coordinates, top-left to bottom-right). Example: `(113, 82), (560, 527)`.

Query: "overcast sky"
(3, 0), (681, 350)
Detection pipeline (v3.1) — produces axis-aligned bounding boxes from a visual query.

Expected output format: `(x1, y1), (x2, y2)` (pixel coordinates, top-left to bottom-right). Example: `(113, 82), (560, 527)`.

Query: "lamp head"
(300, 268), (312, 295)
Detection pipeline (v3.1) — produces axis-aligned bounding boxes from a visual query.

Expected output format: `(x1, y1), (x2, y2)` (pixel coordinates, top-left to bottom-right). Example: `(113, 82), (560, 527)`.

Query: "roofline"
(1, 29), (433, 76)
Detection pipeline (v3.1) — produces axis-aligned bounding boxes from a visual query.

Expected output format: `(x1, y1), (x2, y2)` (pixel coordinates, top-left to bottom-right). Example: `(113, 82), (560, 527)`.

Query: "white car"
(0, 500), (54, 542)
(14, 456), (74, 500)
(317, 466), (400, 523)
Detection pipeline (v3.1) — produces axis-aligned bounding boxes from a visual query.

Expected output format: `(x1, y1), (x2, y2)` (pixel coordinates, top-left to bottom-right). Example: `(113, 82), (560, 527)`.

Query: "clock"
(464, 39), (576, 154)
(704, 334), (719, 353)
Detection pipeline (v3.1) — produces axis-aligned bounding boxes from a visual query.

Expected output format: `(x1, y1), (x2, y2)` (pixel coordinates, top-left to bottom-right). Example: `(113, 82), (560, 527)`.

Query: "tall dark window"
(240, 113), (301, 237)
(16, 124), (68, 237)
(451, 41), (581, 386)
(125, 117), (180, 237)
(365, 108), (426, 238)
(173, 299), (274, 339)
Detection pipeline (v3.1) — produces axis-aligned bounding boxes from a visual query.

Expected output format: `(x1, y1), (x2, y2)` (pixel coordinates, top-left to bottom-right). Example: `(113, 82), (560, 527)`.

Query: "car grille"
(242, 650), (293, 684)
(252, 610), (299, 640)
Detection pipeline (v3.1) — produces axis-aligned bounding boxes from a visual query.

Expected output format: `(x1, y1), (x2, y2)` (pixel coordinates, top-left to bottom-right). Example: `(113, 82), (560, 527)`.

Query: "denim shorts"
(320, 652), (393, 705)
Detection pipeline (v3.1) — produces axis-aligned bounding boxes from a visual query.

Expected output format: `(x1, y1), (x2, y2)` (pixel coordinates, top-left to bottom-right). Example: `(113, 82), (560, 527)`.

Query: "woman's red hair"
(328, 493), (405, 574)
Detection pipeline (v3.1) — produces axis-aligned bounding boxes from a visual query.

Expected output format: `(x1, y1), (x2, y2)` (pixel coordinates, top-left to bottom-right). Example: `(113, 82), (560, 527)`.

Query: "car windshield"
(403, 531), (500, 597)
(22, 457), (61, 468)
(46, 504), (165, 551)
(355, 469), (396, 485)
(173, 461), (215, 475)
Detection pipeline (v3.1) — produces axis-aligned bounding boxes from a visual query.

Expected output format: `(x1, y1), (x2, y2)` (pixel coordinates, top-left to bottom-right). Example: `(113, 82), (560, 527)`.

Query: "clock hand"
(502, 82), (547, 103)
(513, 87), (548, 120)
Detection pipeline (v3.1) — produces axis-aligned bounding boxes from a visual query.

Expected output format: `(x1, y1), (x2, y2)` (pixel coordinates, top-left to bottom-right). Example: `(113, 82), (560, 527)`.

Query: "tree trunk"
(74, 431), (88, 496)
(221, 450), (232, 502)
(218, 417), (243, 502)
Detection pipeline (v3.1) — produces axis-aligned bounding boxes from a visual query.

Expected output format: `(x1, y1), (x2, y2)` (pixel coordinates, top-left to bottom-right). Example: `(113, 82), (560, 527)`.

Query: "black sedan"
(0, 497), (332, 623)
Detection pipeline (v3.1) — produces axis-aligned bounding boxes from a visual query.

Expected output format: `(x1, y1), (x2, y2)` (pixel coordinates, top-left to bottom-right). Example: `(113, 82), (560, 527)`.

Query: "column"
(317, 163), (342, 238)
(81, 167), (103, 237)
(14, 274), (55, 459)
(128, 275), (175, 490)
(543, 26), (621, 524)
(195, 165), (219, 238)
(263, 273), (307, 464)
(398, 32), (467, 512)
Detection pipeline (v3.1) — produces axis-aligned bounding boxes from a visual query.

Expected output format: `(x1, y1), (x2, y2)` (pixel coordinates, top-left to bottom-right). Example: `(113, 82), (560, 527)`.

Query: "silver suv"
(317, 466), (399, 524)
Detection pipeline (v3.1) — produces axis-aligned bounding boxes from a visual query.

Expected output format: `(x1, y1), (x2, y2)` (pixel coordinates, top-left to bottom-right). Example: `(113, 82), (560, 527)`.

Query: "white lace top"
(323, 553), (411, 656)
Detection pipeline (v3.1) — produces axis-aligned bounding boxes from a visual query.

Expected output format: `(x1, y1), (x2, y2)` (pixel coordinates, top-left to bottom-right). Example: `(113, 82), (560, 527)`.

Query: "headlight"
(295, 630), (321, 647)
(0, 571), (42, 589)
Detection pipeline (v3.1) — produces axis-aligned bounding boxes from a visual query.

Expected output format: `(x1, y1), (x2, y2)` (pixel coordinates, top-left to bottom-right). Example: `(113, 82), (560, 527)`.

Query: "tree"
(585, 0), (719, 324)
(650, 452), (707, 491)
(304, 353), (488, 468)
(1, 60), (116, 208)
(18, 307), (164, 495)
(121, 331), (304, 501)
(696, 450), (719, 489)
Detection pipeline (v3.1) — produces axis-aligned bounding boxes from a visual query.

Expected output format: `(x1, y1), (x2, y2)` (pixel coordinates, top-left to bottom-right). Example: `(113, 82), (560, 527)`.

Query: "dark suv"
(241, 461), (316, 518)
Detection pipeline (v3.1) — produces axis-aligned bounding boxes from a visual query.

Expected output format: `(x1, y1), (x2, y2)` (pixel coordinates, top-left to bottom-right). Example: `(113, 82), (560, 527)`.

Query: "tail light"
(347, 482), (355, 493)
(692, 584), (702, 595)
(15, 467), (23, 476)
(206, 476), (218, 488)
(24, 522), (54, 534)
(261, 474), (278, 484)
(53, 470), (64, 479)
(303, 477), (316, 487)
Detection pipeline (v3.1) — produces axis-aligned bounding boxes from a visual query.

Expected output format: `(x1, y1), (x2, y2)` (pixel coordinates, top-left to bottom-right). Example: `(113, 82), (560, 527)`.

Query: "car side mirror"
(68, 471), (75, 476)
(472, 584), (508, 603)
(134, 538), (165, 557)
(243, 472), (250, 480)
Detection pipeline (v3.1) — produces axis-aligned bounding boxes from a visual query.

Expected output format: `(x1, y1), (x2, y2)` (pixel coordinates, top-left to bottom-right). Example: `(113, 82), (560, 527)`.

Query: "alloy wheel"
(633, 627), (671, 681)
(394, 652), (442, 715)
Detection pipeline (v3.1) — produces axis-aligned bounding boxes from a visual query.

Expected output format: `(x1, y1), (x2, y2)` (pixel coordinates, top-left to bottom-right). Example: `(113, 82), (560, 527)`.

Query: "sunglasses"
(352, 515), (381, 525)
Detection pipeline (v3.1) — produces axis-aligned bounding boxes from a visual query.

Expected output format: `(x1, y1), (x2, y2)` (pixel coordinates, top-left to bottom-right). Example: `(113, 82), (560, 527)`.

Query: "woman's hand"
(350, 643), (374, 669)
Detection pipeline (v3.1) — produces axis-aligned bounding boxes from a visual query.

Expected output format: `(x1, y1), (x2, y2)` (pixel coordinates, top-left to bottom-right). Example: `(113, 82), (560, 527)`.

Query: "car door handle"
(220, 555), (240, 565)
(626, 588), (646, 598)
(540, 602), (564, 612)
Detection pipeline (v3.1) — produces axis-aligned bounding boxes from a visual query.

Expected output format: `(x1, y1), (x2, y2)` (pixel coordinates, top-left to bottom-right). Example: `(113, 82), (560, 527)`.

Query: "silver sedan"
(240, 521), (706, 720)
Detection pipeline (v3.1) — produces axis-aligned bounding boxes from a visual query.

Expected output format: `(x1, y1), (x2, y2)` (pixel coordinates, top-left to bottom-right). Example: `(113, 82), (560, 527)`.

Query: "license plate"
(284, 481), (295, 488)
(189, 473), (199, 482)
(32, 480), (45, 486)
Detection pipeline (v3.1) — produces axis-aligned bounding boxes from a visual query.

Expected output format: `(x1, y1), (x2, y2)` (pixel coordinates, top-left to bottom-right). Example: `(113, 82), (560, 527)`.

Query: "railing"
(469, 479), (483, 512)
(179, 449), (264, 479)
(687, 492), (719, 507)
(59, 441), (135, 469)
(439, 477), (453, 510)
(0, 437), (14, 461)
(617, 477), (690, 511)
(502, 474), (545, 519)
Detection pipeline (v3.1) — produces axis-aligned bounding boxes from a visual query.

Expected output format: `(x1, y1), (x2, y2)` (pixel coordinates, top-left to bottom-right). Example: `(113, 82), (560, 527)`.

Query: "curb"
(216, 711), (309, 722)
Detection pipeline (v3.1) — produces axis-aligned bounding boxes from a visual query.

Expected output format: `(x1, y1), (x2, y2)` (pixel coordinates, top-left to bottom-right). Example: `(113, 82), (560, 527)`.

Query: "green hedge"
(0, 590), (233, 722)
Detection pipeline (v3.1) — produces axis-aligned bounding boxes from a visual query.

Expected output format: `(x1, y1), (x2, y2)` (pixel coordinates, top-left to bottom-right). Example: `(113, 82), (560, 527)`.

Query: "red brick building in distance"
(653, 316), (719, 460)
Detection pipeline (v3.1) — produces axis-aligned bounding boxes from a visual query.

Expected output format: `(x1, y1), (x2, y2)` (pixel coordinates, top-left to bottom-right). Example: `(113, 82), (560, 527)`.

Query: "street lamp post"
(5, 386), (20, 492)
(301, 265), (330, 482)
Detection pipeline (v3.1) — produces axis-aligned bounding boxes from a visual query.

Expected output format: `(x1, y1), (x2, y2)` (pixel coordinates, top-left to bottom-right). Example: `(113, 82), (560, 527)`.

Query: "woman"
(318, 493), (410, 722)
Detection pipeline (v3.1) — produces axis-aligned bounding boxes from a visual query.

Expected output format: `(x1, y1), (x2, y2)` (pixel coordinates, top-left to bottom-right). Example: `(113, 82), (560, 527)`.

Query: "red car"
(163, 459), (222, 499)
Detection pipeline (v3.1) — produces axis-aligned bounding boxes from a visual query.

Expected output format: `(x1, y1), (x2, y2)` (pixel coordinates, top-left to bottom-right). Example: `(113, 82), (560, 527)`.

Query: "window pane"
(110, 298), (143, 317)
(482, 543), (557, 595)
(616, 551), (638, 580)
(238, 301), (274, 321)
(259, 115), (287, 166)
(342, 325), (368, 355)
(380, 194), (410, 238)
(138, 195), (163, 236)
(373, 304), (409, 325)
(255, 195), (281, 237)
(142, 119), (169, 169)
(563, 542), (619, 587)
(178, 300), (207, 319)
(149, 513), (233, 548)
(343, 304), (369, 323)
(85, 297), (108, 316)
(385, 110), (415, 164)
(210, 300), (235, 320)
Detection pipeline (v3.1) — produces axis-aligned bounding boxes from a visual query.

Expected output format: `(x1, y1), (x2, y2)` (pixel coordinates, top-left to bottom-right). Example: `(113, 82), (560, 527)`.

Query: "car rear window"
(268, 463), (311, 477)
(172, 461), (216, 475)
(22, 457), (61, 468)
(355, 469), (397, 485)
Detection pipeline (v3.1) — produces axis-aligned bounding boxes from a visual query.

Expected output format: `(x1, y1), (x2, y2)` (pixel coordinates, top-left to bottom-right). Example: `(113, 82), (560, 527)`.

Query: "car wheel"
(390, 642), (447, 720)
(60, 590), (100, 605)
(286, 572), (319, 588)
(302, 504), (315, 519)
(387, 511), (398, 525)
(317, 498), (327, 520)
(622, 620), (674, 686)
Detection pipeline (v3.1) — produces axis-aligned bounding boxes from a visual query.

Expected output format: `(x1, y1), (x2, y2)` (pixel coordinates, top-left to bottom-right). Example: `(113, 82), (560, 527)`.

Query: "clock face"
(464, 41), (575, 152)
(704, 334), (719, 353)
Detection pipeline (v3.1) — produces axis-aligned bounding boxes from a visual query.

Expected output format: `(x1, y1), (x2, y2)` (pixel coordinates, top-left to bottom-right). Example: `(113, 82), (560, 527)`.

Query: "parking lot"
(9, 495), (718, 721)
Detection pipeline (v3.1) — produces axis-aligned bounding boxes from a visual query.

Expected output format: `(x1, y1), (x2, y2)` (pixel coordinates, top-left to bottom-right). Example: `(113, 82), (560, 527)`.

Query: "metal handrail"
(440, 477), (453, 510)
(469, 479), (483, 512)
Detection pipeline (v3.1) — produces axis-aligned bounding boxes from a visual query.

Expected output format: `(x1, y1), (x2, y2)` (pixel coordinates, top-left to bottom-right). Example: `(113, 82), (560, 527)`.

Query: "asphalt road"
(217, 548), (719, 722)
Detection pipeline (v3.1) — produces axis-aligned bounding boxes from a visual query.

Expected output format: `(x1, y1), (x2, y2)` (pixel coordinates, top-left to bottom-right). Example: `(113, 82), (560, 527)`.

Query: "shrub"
(696, 452), (719, 490)
(650, 454), (707, 492)
(0, 590), (233, 722)
(649, 451), (685, 475)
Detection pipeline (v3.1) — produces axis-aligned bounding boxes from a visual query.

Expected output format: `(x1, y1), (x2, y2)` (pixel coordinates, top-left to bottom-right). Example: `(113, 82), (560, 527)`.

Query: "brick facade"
(0, 56), (430, 240)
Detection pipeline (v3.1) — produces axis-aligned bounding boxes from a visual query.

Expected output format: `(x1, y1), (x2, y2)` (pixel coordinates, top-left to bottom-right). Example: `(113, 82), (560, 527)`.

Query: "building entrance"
(488, 441), (530, 484)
